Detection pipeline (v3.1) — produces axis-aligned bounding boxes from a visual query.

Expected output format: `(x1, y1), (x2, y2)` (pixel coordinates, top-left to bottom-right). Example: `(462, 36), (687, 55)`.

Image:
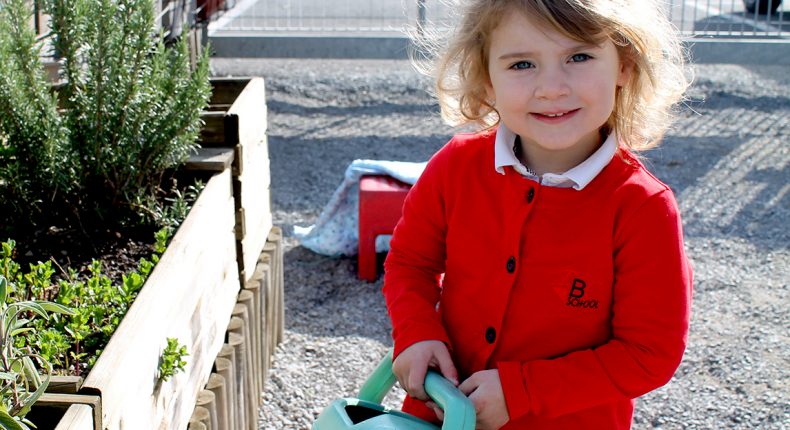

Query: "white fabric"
(294, 159), (426, 257)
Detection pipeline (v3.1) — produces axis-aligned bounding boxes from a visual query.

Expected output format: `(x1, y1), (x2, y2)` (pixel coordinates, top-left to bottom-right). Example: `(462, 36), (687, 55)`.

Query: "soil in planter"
(1, 169), (211, 376)
(3, 170), (210, 285)
(8, 223), (156, 286)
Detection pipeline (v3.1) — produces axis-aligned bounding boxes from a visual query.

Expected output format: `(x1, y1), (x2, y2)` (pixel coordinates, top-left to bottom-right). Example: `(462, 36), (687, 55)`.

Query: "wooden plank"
(210, 78), (253, 106)
(199, 111), (227, 146)
(48, 376), (84, 394)
(235, 136), (270, 184)
(38, 393), (101, 430)
(238, 181), (273, 283)
(185, 147), (235, 172)
(80, 168), (239, 430)
(225, 78), (268, 146)
(54, 405), (94, 430)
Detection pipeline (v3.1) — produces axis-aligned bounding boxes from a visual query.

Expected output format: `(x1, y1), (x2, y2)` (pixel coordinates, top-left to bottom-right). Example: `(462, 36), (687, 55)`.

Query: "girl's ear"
(484, 79), (496, 102)
(484, 76), (495, 104)
(617, 57), (634, 87)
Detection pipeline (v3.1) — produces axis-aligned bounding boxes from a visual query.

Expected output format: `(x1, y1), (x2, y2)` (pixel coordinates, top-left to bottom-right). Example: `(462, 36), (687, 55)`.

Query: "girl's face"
(485, 11), (630, 173)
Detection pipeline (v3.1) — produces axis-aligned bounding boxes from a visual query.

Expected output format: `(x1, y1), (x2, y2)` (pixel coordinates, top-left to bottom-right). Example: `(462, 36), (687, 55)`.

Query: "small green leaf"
(33, 302), (74, 316)
(0, 276), (7, 305)
(16, 371), (49, 418)
(9, 328), (33, 337)
(12, 303), (47, 320)
(0, 409), (25, 430)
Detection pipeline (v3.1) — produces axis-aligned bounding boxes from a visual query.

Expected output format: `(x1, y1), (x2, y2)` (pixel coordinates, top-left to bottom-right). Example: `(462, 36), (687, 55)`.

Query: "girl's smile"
(485, 10), (631, 175)
(530, 108), (580, 123)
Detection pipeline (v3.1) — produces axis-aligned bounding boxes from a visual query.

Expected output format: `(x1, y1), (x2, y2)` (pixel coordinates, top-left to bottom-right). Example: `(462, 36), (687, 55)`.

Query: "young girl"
(382, 1), (693, 429)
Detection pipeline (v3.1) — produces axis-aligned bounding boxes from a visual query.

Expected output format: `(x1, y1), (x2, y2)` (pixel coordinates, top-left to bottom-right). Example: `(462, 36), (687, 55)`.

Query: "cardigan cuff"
(497, 361), (531, 421)
(392, 322), (451, 359)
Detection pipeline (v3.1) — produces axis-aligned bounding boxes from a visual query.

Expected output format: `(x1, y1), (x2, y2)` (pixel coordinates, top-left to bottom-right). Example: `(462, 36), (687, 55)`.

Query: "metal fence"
(210, 0), (788, 38)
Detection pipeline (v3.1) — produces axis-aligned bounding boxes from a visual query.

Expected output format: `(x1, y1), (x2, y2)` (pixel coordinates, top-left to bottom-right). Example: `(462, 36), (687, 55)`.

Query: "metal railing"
(209, 0), (788, 38)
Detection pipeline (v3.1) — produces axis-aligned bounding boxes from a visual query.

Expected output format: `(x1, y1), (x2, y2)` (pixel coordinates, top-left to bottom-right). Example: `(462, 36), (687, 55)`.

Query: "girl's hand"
(459, 369), (509, 430)
(392, 340), (458, 401)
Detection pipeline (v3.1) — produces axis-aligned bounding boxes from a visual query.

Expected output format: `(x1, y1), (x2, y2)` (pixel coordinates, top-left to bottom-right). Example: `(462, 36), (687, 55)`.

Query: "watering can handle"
(358, 350), (476, 430)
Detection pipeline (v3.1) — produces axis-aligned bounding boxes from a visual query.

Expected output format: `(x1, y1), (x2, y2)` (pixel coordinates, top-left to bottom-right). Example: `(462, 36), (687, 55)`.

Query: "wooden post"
(216, 349), (240, 430)
(187, 405), (209, 430)
(237, 290), (261, 403)
(195, 390), (218, 430)
(227, 322), (255, 430)
(206, 374), (230, 430)
(244, 275), (268, 389)
(263, 228), (284, 345)
(257, 255), (275, 372)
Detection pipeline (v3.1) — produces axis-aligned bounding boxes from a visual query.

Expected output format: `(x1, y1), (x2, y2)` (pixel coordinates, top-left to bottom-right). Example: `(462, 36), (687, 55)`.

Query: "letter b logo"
(569, 278), (586, 299)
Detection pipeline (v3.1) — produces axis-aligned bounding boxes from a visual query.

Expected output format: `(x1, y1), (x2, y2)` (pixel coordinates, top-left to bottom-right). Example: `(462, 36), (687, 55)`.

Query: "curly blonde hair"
(416, 0), (690, 151)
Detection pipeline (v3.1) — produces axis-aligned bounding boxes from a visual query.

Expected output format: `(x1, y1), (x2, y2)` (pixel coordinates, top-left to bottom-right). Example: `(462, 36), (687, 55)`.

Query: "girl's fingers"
(434, 346), (459, 386)
(458, 373), (479, 396)
(408, 360), (429, 399)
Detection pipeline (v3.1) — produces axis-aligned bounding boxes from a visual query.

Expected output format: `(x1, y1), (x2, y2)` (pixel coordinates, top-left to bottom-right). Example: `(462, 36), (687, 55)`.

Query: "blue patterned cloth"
(293, 159), (426, 257)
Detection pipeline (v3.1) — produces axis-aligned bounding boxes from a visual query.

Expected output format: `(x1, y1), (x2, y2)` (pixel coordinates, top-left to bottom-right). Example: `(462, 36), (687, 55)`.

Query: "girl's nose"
(533, 69), (571, 100)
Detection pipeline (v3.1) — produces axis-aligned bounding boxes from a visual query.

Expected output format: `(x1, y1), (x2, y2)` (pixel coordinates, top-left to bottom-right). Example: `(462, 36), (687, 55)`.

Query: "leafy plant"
(158, 338), (188, 383)
(0, 0), (211, 227)
(0, 0), (72, 219)
(3, 227), (170, 376)
(0, 275), (74, 430)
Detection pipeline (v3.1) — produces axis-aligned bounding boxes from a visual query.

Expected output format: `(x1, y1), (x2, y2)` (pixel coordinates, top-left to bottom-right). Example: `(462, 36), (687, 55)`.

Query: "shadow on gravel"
(649, 101), (790, 251)
(281, 245), (393, 343)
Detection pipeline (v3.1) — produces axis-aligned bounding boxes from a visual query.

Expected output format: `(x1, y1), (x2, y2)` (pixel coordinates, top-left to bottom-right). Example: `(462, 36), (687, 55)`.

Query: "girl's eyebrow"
(496, 43), (602, 61)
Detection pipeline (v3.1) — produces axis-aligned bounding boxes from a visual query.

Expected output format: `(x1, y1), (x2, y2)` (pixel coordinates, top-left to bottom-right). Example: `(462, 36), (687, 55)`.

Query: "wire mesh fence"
(211, 0), (788, 38)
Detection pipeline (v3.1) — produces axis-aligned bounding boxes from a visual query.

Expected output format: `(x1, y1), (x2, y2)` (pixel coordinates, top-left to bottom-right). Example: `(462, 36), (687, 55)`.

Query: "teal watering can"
(313, 350), (476, 430)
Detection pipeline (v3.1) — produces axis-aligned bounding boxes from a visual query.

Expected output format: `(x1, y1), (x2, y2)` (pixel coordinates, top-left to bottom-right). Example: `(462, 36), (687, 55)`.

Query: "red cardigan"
(383, 130), (693, 429)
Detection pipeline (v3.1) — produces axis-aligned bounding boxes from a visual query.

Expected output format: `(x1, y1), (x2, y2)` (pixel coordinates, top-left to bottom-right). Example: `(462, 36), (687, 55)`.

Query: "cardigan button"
(527, 187), (535, 203)
(485, 327), (496, 344)
(506, 256), (516, 273)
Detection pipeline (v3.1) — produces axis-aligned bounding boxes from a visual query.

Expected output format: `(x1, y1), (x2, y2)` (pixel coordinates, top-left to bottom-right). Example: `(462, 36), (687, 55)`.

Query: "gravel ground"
(210, 58), (789, 430)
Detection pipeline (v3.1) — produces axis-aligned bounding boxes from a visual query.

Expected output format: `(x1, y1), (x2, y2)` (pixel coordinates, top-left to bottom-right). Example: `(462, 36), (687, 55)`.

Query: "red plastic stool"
(358, 174), (412, 282)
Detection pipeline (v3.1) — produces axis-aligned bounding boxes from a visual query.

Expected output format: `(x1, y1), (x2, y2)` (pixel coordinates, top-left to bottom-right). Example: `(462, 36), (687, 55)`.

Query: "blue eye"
(510, 61), (534, 70)
(570, 53), (592, 62)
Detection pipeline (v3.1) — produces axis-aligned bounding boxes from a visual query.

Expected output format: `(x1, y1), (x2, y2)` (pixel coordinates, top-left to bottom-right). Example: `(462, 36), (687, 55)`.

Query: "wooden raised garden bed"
(44, 77), (281, 430)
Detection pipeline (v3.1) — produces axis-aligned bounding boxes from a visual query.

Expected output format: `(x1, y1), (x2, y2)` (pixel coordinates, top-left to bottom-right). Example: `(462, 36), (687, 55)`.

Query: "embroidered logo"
(566, 278), (598, 309)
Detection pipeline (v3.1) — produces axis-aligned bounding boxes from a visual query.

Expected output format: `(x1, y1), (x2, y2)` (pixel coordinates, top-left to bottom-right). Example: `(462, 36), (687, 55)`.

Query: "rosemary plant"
(0, 0), (211, 226)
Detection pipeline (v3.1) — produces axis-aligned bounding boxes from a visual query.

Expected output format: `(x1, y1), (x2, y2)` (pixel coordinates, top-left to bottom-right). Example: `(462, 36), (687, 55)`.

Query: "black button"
(527, 188), (535, 203)
(506, 256), (516, 273)
(485, 327), (496, 344)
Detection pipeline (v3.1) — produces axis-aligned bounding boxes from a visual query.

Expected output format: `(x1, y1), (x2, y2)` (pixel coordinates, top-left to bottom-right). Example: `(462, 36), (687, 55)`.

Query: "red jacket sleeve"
(498, 189), (693, 419)
(383, 142), (454, 359)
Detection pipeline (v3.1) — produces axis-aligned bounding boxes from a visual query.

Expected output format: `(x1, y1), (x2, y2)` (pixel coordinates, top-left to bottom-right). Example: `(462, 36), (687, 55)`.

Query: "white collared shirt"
(493, 124), (617, 190)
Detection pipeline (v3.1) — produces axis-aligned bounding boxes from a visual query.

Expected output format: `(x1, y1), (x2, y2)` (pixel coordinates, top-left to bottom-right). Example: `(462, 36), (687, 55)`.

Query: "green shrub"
(0, 0), (211, 226)
(0, 0), (72, 218)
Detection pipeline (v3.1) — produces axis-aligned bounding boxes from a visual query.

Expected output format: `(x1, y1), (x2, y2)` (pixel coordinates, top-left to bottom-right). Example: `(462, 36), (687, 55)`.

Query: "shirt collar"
(493, 123), (618, 190)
